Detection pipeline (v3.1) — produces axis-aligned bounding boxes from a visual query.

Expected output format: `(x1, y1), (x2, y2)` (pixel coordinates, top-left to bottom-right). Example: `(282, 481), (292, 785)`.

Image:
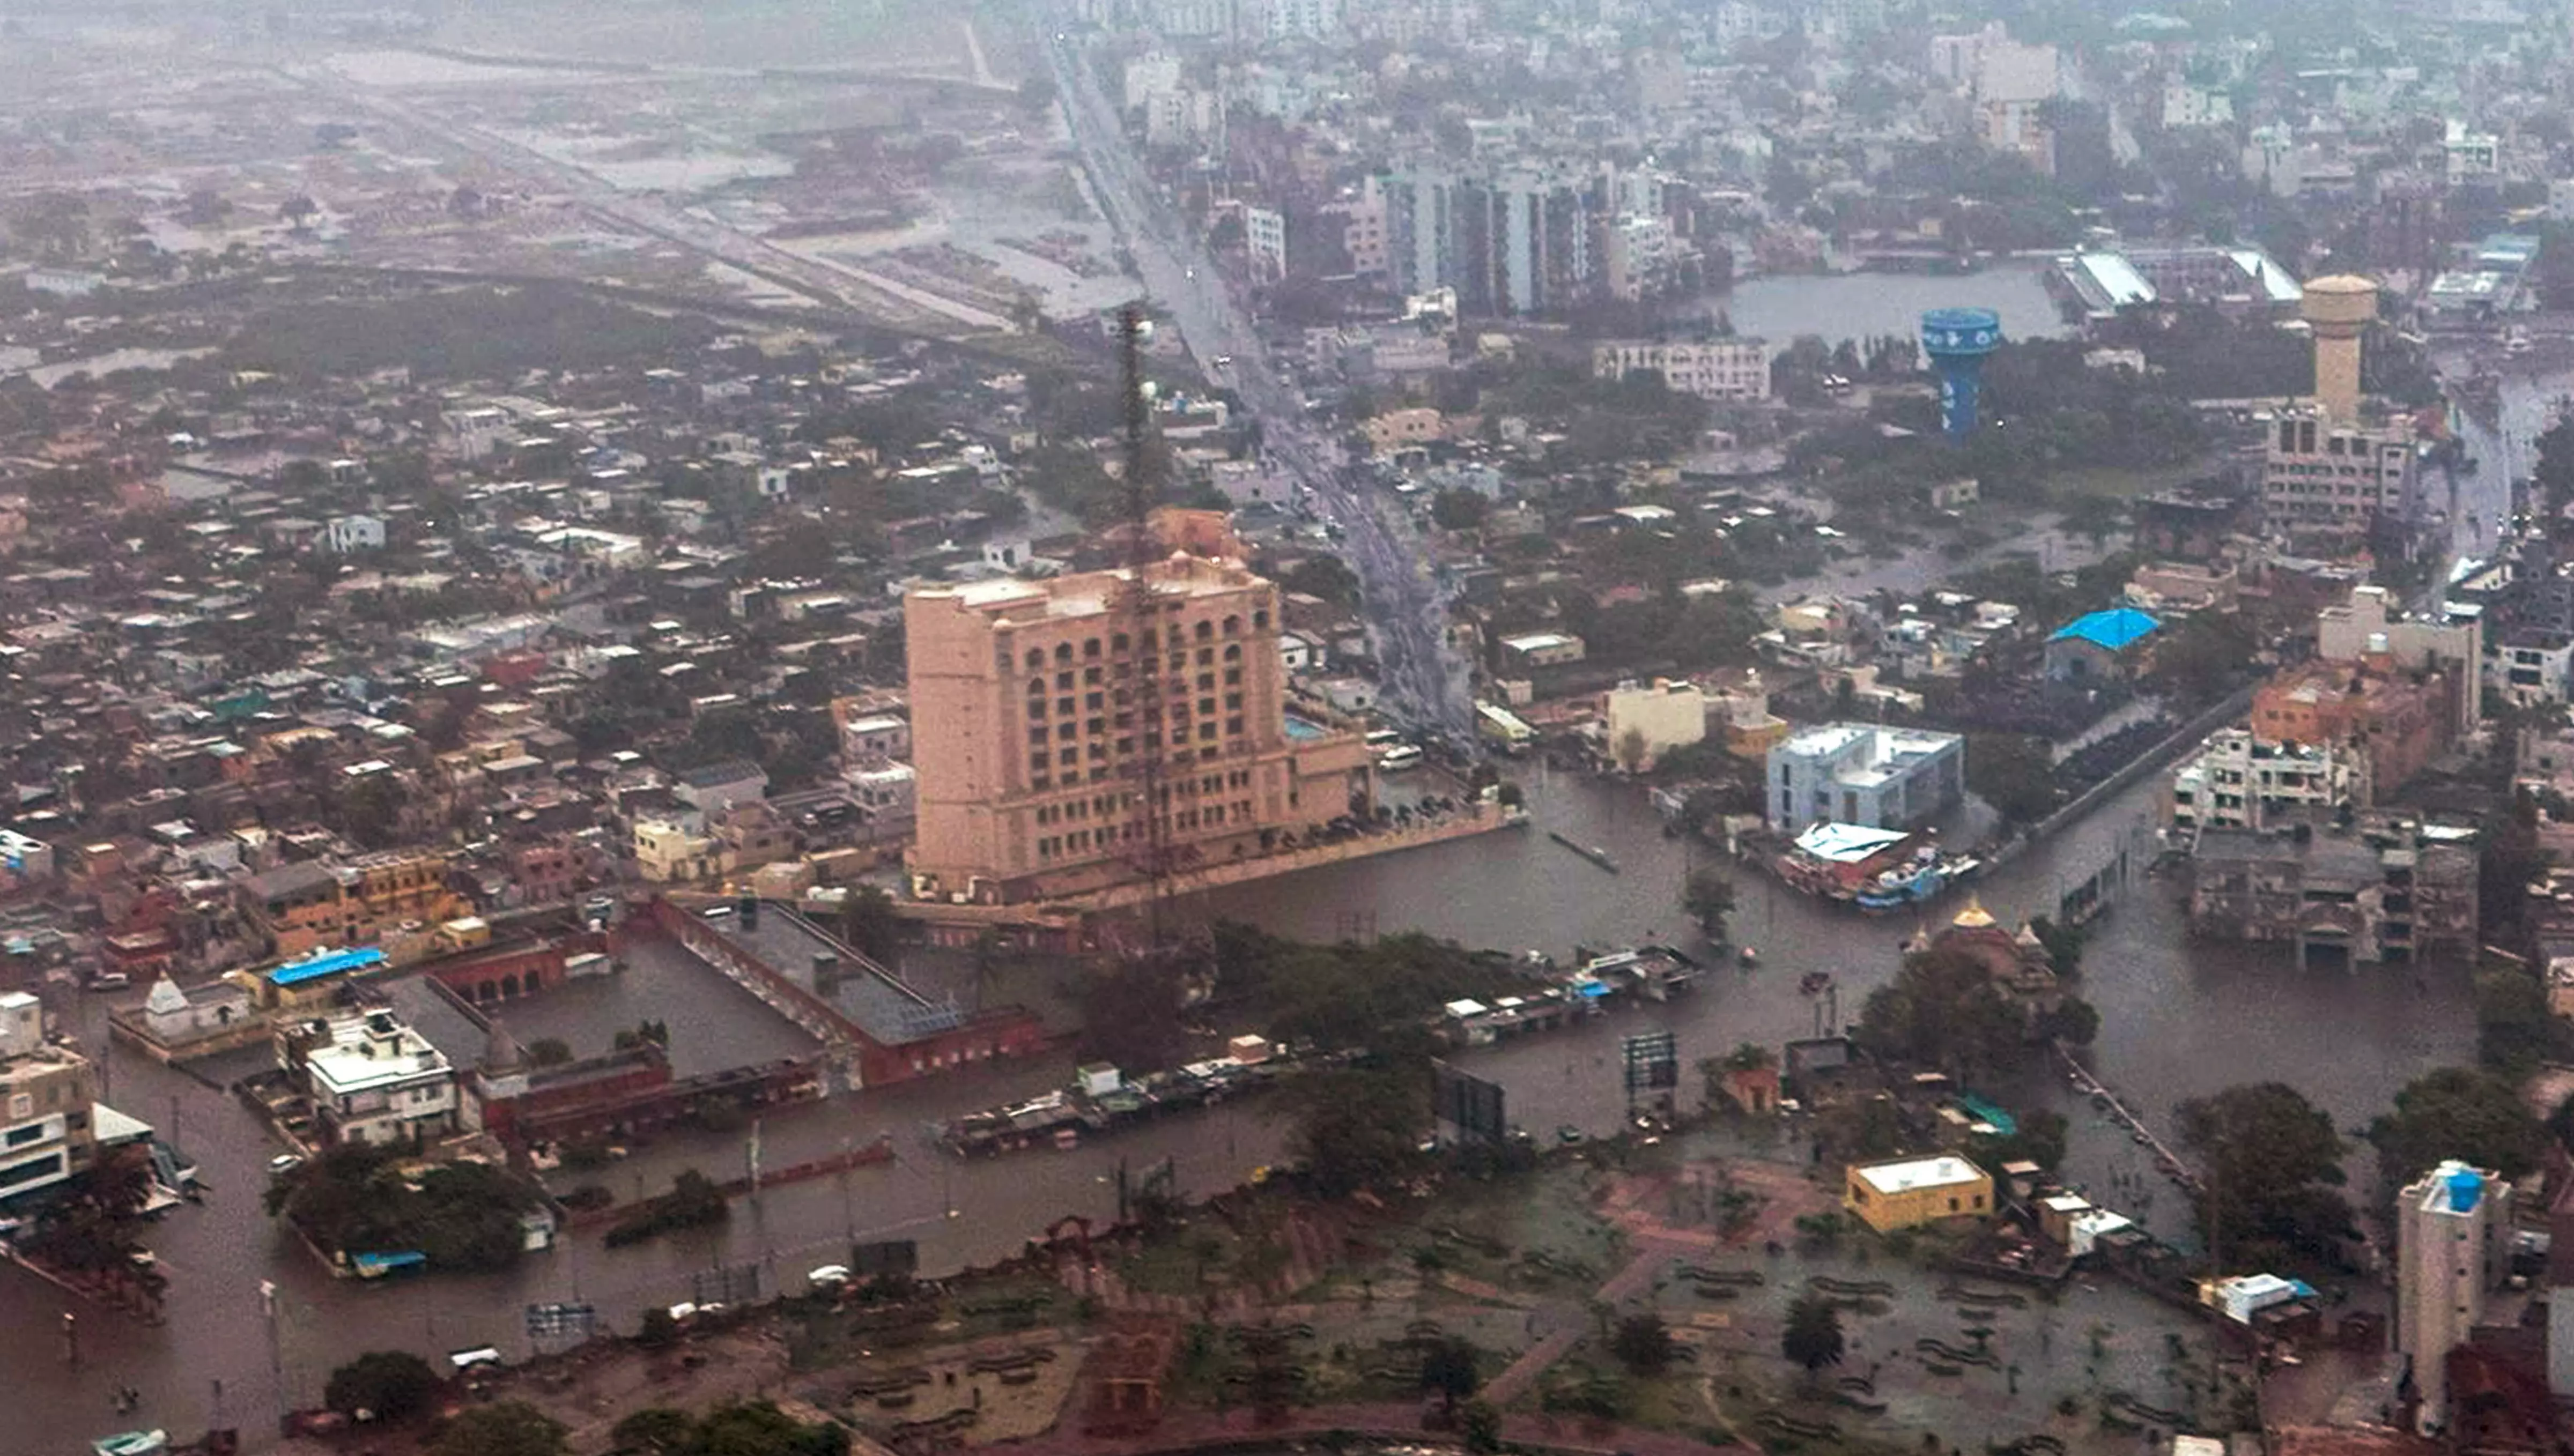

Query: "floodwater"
(1702, 258), (2068, 347)
(5, 771), (2472, 1452)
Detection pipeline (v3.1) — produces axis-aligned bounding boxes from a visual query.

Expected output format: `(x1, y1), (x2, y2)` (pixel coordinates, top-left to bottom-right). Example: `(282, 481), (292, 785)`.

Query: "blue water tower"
(1921, 307), (2003, 442)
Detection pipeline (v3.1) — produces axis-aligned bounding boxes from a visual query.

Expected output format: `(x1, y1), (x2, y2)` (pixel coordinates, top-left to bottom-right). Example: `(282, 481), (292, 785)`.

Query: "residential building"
(278, 1006), (460, 1148)
(1243, 206), (1286, 283)
(1602, 679), (1706, 771)
(2186, 818), (2480, 965)
(1590, 339), (1773, 402)
(1843, 1154), (1993, 1232)
(1766, 723), (1965, 836)
(903, 511), (1372, 904)
(2317, 585), (2482, 734)
(2260, 405), (2416, 543)
(0, 991), (97, 1202)
(2044, 607), (2161, 682)
(2397, 1161), (2513, 1434)
(1497, 632), (1585, 670)
(633, 818), (720, 883)
(2252, 659), (2452, 798)
(2168, 728), (2366, 834)
(323, 514), (386, 554)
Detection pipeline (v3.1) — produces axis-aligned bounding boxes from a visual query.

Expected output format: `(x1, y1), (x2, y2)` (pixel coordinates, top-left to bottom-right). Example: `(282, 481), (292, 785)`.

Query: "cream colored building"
(1590, 339), (1773, 402)
(905, 514), (1373, 904)
(1604, 679), (1708, 771)
(2317, 585), (2481, 734)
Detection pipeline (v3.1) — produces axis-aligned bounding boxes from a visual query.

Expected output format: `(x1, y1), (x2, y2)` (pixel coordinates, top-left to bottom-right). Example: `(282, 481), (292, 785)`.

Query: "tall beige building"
(2396, 1160), (2513, 1435)
(905, 514), (1372, 904)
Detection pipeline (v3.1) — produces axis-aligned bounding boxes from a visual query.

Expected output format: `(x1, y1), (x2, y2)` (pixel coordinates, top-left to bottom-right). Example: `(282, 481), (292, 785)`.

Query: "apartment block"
(2317, 585), (2482, 733)
(278, 1006), (460, 1148)
(2187, 818), (2479, 965)
(2397, 1161), (2512, 1434)
(1591, 339), (1773, 402)
(905, 514), (1371, 904)
(2260, 404), (2416, 543)
(1766, 723), (1965, 836)
(2168, 727), (2366, 834)
(0, 991), (97, 1202)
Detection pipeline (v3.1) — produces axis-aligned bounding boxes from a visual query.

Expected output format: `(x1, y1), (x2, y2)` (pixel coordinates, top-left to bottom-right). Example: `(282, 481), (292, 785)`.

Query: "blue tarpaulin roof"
(269, 946), (386, 986)
(2049, 607), (2161, 652)
(353, 1250), (426, 1274)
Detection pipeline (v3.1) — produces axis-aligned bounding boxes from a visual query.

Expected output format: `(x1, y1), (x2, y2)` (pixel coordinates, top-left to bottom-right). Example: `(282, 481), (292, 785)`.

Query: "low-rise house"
(1844, 1154), (1994, 1232)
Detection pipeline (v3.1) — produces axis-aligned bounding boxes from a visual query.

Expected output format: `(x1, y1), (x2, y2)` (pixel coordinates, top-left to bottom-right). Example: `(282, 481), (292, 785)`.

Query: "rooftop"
(2050, 607), (2161, 652)
(1852, 1155), (1988, 1196)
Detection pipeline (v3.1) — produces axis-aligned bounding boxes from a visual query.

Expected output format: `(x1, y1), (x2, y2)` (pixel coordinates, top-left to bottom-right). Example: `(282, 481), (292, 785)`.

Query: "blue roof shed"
(2048, 607), (2161, 653)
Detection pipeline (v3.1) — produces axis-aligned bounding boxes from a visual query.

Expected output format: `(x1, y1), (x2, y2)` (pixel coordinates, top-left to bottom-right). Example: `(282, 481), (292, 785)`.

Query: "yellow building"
(1844, 1154), (1993, 1232)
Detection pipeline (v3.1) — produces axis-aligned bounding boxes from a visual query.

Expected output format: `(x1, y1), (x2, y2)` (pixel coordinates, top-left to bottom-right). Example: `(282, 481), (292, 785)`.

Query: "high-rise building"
(905, 514), (1372, 904)
(2397, 1161), (2514, 1434)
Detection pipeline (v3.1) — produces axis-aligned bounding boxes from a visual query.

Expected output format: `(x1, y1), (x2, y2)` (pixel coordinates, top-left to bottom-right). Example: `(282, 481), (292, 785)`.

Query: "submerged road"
(1044, 25), (1473, 736)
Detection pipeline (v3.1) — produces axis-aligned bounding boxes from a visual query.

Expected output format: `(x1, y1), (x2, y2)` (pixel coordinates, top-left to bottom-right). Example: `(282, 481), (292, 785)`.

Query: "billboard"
(1432, 1060), (1507, 1146)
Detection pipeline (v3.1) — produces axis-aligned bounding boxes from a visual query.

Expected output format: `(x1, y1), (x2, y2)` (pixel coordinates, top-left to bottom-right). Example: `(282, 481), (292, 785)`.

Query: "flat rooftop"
(1853, 1155), (1986, 1196)
(707, 905), (966, 1047)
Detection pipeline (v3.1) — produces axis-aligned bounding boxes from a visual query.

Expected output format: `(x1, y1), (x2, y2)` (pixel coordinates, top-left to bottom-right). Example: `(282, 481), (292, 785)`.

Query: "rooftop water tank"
(2447, 1166), (2483, 1213)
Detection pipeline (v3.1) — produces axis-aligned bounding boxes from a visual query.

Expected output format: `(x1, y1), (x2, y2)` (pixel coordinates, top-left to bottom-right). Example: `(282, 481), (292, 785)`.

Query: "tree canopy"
(2366, 1067), (2547, 1194)
(1853, 949), (2033, 1082)
(326, 1350), (442, 1423)
(1782, 1293), (1846, 1376)
(2175, 1082), (2353, 1267)
(433, 1402), (568, 1456)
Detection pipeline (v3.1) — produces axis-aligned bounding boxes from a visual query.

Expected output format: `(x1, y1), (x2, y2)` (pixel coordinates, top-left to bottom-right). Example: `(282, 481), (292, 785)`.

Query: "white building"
(1122, 51), (1184, 110)
(1603, 679), (1707, 771)
(2445, 120), (2501, 185)
(1766, 723), (1965, 836)
(324, 514), (387, 554)
(1244, 206), (1286, 283)
(2397, 1161), (2512, 1435)
(0, 991), (97, 1202)
(1260, 0), (1341, 39)
(2167, 727), (2365, 833)
(286, 1008), (459, 1148)
(1592, 339), (1773, 402)
(2260, 406), (2416, 544)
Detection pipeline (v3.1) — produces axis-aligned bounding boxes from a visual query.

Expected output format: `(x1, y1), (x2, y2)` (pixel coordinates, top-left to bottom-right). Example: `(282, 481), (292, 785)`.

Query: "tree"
(2038, 994), (2102, 1047)
(1854, 948), (2033, 1081)
(433, 1402), (568, 1456)
(2367, 1067), (2547, 1193)
(1430, 488), (1490, 532)
(1614, 726), (1650, 775)
(1682, 867), (1737, 941)
(837, 886), (903, 963)
(634, 1307), (681, 1349)
(611, 1408), (692, 1453)
(1285, 1063), (1425, 1198)
(2175, 1082), (2353, 1266)
(1459, 1398), (1503, 1453)
(1782, 1293), (1846, 1379)
(2151, 611), (2258, 703)
(526, 1037), (574, 1067)
(676, 1402), (850, 1456)
(326, 1349), (442, 1423)
(1966, 732), (2058, 827)
(1419, 1335), (1482, 1413)
(1610, 1312), (1675, 1376)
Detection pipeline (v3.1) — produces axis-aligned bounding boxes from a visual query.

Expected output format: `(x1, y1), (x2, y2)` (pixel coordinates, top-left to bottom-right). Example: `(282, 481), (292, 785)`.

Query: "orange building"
(2250, 658), (2451, 798)
(905, 514), (1373, 904)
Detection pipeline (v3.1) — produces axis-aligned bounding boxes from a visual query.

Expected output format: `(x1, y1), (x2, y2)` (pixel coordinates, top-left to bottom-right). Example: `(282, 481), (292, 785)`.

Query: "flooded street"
(1, 768), (2475, 1451)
